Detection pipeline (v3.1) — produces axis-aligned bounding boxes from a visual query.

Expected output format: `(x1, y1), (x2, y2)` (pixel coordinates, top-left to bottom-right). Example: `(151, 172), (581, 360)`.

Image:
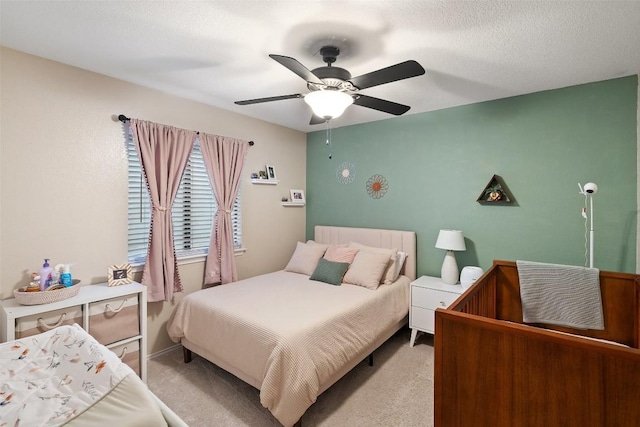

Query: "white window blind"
(126, 128), (242, 265)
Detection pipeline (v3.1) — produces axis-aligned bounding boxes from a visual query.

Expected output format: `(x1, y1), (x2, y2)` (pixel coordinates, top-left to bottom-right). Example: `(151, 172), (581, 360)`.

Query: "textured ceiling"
(2, 1), (640, 133)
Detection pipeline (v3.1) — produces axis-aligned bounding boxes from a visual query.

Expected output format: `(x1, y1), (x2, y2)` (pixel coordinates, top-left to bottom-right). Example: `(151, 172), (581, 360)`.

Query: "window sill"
(130, 247), (247, 272)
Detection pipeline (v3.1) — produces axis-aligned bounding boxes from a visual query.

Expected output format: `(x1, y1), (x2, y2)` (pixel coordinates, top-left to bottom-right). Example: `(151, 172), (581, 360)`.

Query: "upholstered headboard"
(314, 225), (417, 281)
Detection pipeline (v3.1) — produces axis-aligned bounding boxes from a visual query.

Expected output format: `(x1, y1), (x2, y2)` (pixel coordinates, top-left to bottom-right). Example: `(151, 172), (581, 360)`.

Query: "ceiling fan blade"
(348, 60), (425, 90)
(310, 114), (327, 125)
(353, 94), (411, 115)
(269, 54), (325, 85)
(235, 94), (303, 105)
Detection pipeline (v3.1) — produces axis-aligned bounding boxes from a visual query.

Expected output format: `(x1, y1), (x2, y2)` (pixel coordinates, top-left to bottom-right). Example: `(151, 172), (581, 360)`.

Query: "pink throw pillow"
(324, 245), (360, 264)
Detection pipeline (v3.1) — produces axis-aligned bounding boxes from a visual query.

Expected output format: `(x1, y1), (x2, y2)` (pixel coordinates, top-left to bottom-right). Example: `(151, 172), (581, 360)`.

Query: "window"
(126, 129), (242, 265)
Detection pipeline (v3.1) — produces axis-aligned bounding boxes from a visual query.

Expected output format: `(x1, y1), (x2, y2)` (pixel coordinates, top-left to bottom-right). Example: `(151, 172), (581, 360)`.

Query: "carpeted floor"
(147, 327), (434, 426)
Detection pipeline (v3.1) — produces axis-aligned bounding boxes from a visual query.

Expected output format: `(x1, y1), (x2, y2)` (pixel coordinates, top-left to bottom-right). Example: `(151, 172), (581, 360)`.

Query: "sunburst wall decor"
(336, 162), (355, 184)
(366, 174), (389, 199)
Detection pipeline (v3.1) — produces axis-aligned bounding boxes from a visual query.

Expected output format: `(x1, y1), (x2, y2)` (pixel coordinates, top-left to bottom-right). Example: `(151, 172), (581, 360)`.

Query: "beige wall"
(0, 47), (307, 354)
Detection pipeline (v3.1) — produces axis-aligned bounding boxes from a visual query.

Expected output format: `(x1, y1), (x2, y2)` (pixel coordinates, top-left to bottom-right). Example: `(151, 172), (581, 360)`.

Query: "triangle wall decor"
(477, 175), (515, 205)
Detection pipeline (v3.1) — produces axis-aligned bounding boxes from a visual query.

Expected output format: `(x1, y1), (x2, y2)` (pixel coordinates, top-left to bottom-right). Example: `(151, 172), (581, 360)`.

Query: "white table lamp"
(435, 230), (466, 285)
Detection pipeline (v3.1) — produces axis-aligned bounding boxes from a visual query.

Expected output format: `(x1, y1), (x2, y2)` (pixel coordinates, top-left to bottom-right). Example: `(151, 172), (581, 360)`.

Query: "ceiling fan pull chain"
(326, 120), (333, 159)
(326, 122), (329, 145)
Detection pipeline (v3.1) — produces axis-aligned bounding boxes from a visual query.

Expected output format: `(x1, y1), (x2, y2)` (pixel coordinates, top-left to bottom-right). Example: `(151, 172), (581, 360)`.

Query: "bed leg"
(183, 346), (192, 363)
(368, 353), (373, 366)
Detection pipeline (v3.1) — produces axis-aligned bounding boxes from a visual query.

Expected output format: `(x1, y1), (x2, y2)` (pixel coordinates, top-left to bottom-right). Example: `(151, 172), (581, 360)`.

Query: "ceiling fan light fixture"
(304, 90), (354, 120)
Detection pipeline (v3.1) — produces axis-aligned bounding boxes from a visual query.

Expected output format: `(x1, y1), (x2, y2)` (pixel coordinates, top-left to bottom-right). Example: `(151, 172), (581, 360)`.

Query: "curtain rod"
(118, 114), (254, 146)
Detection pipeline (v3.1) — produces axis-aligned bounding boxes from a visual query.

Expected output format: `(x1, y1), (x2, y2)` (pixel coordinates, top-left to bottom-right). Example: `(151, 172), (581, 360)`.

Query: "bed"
(0, 323), (187, 427)
(434, 259), (640, 427)
(166, 225), (416, 426)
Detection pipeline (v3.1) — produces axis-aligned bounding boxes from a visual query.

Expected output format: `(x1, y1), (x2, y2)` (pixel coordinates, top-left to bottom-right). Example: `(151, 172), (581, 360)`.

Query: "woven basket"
(14, 280), (81, 306)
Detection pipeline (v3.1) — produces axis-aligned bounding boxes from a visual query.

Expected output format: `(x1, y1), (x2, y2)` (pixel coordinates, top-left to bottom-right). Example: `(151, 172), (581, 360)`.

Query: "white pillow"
(392, 251), (408, 282)
(347, 242), (398, 284)
(285, 242), (327, 276)
(306, 240), (330, 251)
(343, 251), (392, 290)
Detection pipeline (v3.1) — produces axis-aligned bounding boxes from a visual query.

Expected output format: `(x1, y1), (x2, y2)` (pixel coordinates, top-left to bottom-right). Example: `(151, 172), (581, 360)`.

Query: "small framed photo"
(265, 164), (277, 180)
(258, 170), (268, 179)
(108, 263), (133, 287)
(289, 189), (305, 204)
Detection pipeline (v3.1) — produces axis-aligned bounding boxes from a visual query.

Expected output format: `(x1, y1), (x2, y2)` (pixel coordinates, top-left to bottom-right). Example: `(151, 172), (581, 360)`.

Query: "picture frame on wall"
(289, 189), (305, 204)
(108, 263), (133, 287)
(265, 164), (277, 180)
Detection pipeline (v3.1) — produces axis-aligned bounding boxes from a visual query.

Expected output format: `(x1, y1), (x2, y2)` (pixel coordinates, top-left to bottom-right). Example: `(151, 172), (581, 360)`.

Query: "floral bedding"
(0, 324), (133, 426)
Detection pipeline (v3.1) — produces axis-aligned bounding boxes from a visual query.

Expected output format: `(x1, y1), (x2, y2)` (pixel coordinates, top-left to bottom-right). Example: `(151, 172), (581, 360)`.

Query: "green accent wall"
(306, 76), (638, 276)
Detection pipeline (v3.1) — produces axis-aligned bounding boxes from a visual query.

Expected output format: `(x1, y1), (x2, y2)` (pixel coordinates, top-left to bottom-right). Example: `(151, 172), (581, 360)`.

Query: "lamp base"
(441, 251), (459, 285)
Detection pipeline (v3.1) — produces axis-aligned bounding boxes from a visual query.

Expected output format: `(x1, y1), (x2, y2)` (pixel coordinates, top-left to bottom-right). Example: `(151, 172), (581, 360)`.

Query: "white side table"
(409, 275), (463, 347)
(1, 282), (147, 382)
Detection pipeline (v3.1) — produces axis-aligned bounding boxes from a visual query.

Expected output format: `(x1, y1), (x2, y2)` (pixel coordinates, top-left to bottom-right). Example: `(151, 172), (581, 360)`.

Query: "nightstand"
(409, 275), (463, 347)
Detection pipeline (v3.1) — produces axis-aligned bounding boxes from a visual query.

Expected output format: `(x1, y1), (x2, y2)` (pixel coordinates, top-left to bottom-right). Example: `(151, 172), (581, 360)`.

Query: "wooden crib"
(434, 260), (640, 427)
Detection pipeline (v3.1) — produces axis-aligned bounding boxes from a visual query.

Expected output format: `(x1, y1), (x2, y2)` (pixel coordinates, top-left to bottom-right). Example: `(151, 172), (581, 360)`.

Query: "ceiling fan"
(235, 46), (426, 125)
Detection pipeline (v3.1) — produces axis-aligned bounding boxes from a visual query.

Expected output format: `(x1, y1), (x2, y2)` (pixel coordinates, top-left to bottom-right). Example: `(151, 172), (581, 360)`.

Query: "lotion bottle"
(39, 259), (54, 291)
(60, 264), (73, 287)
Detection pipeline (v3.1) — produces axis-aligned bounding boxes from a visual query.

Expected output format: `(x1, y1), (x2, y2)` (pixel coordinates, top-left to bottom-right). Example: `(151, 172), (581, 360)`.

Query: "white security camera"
(583, 182), (598, 194)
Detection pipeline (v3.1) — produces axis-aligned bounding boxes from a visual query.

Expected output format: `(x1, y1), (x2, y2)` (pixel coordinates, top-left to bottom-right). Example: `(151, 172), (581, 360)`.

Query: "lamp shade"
(435, 229), (466, 251)
(304, 90), (353, 119)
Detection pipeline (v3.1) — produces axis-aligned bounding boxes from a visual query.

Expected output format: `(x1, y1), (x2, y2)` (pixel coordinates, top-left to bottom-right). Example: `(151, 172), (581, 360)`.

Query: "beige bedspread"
(167, 270), (410, 426)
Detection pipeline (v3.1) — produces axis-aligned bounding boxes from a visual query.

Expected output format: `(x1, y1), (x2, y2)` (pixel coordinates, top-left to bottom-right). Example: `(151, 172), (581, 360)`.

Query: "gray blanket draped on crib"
(516, 260), (604, 330)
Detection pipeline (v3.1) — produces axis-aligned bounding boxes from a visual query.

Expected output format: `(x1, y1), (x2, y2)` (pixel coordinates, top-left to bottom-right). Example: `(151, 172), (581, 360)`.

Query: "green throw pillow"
(309, 258), (350, 286)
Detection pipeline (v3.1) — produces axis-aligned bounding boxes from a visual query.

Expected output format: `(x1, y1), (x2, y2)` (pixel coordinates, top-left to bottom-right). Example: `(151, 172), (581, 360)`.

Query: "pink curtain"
(199, 133), (249, 285)
(129, 119), (197, 302)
